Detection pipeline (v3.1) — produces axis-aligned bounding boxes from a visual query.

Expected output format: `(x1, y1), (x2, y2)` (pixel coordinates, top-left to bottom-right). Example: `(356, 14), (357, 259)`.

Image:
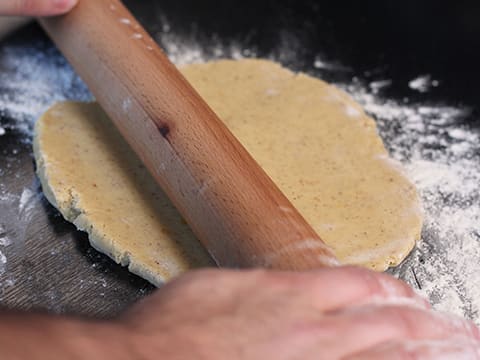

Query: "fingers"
(265, 266), (430, 312)
(313, 306), (480, 359)
(120, 267), (480, 360)
(344, 339), (480, 360)
(127, 266), (429, 321)
(0, 0), (77, 16)
(138, 267), (429, 314)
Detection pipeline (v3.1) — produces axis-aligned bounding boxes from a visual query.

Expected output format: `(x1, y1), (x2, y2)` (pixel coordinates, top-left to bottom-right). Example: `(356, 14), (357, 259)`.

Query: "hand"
(1, 267), (479, 359)
(0, 0), (78, 16)
(120, 267), (480, 359)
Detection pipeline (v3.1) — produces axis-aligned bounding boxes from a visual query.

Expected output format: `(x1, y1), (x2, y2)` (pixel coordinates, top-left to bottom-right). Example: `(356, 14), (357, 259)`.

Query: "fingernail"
(53, 0), (77, 11)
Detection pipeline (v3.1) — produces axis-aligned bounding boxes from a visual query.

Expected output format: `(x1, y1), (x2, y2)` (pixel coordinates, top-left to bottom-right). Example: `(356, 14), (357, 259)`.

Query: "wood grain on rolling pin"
(39, 0), (339, 270)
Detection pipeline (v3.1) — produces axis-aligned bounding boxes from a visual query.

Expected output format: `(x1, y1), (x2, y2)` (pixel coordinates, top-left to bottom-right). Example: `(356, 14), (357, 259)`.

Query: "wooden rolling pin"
(39, 0), (338, 270)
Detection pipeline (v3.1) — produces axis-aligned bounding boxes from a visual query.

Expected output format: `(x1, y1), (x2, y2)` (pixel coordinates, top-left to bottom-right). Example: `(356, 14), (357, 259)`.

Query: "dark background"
(127, 0), (480, 107)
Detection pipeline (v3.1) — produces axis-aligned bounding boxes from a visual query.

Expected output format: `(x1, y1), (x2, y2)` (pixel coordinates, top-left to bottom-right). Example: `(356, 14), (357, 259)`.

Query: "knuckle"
(247, 269), (308, 289)
(236, 268), (282, 285)
(344, 266), (414, 299)
(341, 266), (387, 297)
(291, 318), (334, 340)
(174, 268), (251, 292)
(382, 307), (421, 337)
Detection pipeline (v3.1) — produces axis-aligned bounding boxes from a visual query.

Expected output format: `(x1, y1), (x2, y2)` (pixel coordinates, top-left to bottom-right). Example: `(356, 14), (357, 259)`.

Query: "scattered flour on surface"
(0, 251), (6, 275)
(0, 224), (11, 247)
(408, 74), (440, 93)
(343, 79), (480, 323)
(0, 44), (91, 142)
(0, 186), (42, 288)
(313, 56), (352, 72)
(19, 187), (37, 216)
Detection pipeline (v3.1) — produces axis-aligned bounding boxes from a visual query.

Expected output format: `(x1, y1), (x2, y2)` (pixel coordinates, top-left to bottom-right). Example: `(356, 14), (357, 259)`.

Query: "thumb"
(0, 0), (78, 16)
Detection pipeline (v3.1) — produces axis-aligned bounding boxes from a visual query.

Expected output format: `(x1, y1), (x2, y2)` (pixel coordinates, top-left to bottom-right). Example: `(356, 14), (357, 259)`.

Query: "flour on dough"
(33, 59), (423, 285)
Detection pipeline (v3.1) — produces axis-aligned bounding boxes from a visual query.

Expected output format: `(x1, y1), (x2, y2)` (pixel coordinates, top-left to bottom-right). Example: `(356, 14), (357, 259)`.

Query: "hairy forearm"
(0, 311), (129, 360)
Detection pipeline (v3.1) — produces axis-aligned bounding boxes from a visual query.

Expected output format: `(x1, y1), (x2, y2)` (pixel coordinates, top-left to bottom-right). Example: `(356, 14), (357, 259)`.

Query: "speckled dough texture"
(33, 59), (423, 284)
(33, 104), (215, 286)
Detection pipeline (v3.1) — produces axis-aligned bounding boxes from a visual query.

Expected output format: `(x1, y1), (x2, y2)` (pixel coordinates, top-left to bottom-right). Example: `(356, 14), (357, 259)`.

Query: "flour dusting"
(19, 187), (37, 215)
(0, 44), (91, 142)
(0, 251), (6, 275)
(341, 79), (480, 323)
(0, 186), (41, 286)
(408, 74), (440, 93)
(0, 223), (9, 245)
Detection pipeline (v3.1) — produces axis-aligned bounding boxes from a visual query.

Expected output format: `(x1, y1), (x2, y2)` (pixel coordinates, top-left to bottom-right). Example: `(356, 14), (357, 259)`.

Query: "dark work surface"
(0, 0), (479, 318)
(139, 0), (480, 106)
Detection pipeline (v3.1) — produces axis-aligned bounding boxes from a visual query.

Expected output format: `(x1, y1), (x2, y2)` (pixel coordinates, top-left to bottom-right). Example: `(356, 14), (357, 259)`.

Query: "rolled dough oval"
(33, 59), (423, 285)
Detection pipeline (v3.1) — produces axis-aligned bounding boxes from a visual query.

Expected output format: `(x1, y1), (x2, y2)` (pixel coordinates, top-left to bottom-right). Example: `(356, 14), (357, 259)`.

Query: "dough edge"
(33, 116), (165, 287)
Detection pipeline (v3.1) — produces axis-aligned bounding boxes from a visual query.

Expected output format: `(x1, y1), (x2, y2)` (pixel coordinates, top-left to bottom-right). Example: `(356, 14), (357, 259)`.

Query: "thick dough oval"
(33, 59), (423, 285)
